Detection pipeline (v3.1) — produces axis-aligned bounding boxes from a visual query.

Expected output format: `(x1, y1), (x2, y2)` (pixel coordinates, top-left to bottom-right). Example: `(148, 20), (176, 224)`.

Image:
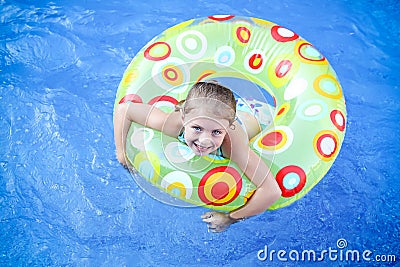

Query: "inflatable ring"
(114, 15), (346, 211)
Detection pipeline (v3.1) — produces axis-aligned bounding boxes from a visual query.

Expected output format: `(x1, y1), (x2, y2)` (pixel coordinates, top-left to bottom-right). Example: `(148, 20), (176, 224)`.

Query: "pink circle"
(261, 131), (283, 146)
(275, 60), (292, 78)
(211, 182), (229, 199)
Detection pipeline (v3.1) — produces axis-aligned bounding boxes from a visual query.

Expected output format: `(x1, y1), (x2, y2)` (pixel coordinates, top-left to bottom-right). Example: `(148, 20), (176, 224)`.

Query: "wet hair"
(176, 81), (237, 125)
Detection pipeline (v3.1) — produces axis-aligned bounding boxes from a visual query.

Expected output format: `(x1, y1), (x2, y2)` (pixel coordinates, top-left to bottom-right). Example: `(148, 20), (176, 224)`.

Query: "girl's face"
(182, 109), (230, 156)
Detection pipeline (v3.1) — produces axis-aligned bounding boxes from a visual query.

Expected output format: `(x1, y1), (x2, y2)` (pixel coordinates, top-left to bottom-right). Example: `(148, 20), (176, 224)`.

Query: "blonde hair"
(176, 81), (237, 125)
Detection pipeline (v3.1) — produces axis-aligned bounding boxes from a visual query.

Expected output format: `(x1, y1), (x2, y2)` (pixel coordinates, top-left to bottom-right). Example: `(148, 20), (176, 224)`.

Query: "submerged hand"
(201, 211), (238, 233)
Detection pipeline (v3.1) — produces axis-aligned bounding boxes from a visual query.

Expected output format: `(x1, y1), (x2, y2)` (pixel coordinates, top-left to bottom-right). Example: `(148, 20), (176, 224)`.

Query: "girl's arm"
(229, 147), (281, 219)
(222, 123), (281, 218)
(202, 125), (281, 232)
(113, 102), (181, 165)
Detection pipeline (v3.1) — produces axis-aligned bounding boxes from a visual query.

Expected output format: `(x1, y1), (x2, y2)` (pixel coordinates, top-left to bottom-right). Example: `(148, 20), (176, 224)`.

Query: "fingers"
(201, 212), (215, 222)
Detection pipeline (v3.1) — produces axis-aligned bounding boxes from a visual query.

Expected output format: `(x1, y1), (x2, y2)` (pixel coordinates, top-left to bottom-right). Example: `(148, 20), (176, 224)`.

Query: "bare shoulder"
(236, 110), (261, 140)
(221, 121), (249, 160)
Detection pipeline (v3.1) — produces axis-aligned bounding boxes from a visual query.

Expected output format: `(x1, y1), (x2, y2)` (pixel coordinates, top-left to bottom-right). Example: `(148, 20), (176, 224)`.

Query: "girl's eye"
(192, 126), (201, 132)
(212, 130), (223, 136)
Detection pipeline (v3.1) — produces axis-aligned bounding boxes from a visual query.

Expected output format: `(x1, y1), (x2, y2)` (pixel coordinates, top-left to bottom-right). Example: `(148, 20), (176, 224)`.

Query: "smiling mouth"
(194, 142), (212, 152)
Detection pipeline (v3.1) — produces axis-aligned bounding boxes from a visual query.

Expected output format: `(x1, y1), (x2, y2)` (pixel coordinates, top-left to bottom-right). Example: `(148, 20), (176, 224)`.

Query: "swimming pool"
(1, 0), (399, 266)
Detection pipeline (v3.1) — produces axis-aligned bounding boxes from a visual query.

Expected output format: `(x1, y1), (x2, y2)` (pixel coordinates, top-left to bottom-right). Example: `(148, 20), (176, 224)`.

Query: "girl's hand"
(201, 211), (239, 233)
(116, 150), (127, 167)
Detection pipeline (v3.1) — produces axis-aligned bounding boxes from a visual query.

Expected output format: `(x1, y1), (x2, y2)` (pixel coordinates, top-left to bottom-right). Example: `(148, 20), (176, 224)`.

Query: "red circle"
(118, 94), (143, 104)
(330, 110), (346, 132)
(236, 26), (251, 43)
(276, 165), (306, 198)
(261, 131), (283, 146)
(275, 60), (292, 78)
(316, 134), (337, 158)
(249, 54), (263, 70)
(211, 182), (229, 199)
(144, 42), (171, 61)
(163, 67), (178, 81)
(198, 166), (242, 206)
(271, 25), (299, 42)
(148, 95), (178, 105)
(208, 15), (235, 21)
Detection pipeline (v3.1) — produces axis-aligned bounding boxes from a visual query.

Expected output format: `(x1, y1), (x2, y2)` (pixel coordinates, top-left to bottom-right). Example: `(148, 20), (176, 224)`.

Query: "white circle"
(212, 15), (231, 19)
(277, 27), (295, 37)
(161, 171), (193, 199)
(335, 113), (344, 126)
(165, 142), (195, 163)
(320, 136), (335, 155)
(176, 30), (207, 60)
(297, 99), (328, 121)
(304, 105), (322, 116)
(130, 127), (154, 151)
(214, 46), (235, 67)
(284, 78), (308, 100)
(185, 38), (197, 50)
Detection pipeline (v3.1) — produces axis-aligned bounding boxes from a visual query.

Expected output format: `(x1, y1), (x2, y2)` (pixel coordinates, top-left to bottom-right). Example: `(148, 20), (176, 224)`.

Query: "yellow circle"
(295, 41), (328, 65)
(314, 74), (343, 99)
(313, 130), (339, 162)
(257, 129), (287, 151)
(133, 151), (160, 183)
(122, 69), (138, 86)
(203, 172), (237, 204)
(203, 155), (229, 164)
(244, 189), (255, 204)
(268, 54), (300, 88)
(162, 65), (184, 86)
(165, 19), (194, 34)
(167, 182), (187, 198)
(276, 102), (290, 119)
(232, 23), (252, 47)
(251, 17), (273, 27)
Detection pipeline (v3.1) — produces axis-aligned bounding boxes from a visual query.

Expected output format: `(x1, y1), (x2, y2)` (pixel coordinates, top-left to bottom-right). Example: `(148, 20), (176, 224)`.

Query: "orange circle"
(314, 74), (343, 99)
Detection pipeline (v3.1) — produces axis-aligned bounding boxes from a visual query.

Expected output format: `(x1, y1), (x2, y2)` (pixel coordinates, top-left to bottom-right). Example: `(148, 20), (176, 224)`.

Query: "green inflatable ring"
(114, 15), (347, 211)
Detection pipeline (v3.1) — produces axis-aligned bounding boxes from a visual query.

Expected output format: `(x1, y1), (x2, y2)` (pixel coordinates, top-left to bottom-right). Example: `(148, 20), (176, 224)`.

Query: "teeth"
(195, 143), (209, 150)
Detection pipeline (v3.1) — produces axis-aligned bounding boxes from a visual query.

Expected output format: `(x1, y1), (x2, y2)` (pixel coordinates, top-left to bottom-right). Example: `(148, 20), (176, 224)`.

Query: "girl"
(114, 81), (281, 232)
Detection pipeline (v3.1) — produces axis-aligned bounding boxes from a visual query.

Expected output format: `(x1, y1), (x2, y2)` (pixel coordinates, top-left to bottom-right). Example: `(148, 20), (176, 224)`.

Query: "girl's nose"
(198, 132), (212, 144)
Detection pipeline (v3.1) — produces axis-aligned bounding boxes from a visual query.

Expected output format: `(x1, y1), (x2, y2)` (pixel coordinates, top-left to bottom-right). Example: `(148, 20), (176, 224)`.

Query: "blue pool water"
(1, 0), (399, 266)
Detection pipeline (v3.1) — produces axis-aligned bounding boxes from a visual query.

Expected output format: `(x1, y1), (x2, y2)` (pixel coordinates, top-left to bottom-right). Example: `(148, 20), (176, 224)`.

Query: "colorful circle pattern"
(144, 42), (171, 61)
(115, 16), (346, 211)
(152, 57), (190, 93)
(161, 171), (193, 199)
(198, 166), (242, 206)
(276, 165), (306, 197)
